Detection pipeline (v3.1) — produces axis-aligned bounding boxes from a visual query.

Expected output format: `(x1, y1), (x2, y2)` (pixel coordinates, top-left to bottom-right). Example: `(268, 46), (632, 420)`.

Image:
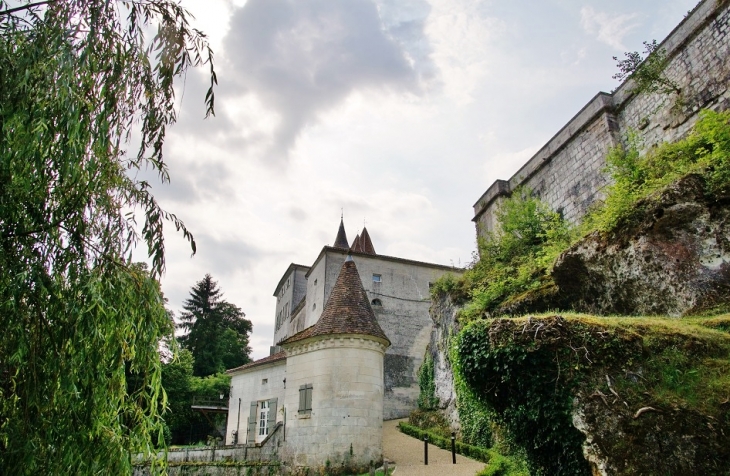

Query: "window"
(299, 384), (313, 413)
(371, 298), (382, 306)
(372, 274), (382, 283)
(261, 378), (268, 385)
(258, 400), (269, 436)
(312, 303), (316, 310)
(314, 278), (318, 286)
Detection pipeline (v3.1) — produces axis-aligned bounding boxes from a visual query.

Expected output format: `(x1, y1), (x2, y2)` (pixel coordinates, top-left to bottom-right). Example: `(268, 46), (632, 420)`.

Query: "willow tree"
(0, 1), (215, 473)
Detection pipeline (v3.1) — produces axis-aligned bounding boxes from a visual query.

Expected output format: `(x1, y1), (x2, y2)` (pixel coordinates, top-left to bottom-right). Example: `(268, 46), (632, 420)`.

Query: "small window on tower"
(312, 303), (316, 310)
(262, 378), (268, 385)
(372, 274), (382, 283)
(314, 279), (318, 286)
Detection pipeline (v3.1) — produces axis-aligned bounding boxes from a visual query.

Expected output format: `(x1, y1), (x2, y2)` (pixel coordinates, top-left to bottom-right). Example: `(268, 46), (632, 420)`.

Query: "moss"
(454, 314), (730, 475)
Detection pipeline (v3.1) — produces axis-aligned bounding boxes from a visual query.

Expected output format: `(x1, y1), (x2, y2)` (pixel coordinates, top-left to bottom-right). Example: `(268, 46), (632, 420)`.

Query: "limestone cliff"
(553, 174), (730, 316)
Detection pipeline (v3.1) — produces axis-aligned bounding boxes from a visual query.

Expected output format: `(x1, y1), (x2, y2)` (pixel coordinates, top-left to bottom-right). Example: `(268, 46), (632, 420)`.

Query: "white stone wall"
(282, 336), (386, 470)
(225, 361), (286, 445)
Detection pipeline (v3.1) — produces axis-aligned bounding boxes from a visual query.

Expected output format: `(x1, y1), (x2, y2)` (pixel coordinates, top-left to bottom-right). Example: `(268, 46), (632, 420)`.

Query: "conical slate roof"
(279, 257), (390, 346)
(350, 234), (361, 253)
(333, 217), (349, 249)
(358, 227), (376, 255)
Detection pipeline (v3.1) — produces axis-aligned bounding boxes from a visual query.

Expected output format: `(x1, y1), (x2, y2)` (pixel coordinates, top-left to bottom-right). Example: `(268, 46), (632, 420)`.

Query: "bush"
(584, 109), (730, 233)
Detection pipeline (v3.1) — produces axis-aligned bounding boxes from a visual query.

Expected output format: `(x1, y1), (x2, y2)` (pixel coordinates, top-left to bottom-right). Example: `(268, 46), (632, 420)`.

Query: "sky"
(149, 0), (700, 360)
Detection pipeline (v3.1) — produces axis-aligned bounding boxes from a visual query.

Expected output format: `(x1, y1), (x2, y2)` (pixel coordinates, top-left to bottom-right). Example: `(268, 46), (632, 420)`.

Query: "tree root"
(634, 406), (658, 419)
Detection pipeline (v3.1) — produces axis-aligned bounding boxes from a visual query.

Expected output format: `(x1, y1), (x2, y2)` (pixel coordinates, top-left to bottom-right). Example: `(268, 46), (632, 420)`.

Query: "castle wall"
(473, 0), (730, 238)
(282, 336), (386, 471)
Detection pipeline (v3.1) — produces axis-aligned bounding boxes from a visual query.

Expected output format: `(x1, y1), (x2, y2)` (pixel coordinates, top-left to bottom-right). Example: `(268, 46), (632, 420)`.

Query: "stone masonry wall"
(473, 0), (730, 237)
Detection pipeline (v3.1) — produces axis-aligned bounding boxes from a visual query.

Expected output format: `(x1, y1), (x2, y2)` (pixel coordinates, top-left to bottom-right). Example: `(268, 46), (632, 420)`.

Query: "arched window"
(371, 298), (382, 306)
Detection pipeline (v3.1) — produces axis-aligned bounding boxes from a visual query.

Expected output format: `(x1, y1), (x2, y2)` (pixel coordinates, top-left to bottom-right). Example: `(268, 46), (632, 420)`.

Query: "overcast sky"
(152, 0), (699, 360)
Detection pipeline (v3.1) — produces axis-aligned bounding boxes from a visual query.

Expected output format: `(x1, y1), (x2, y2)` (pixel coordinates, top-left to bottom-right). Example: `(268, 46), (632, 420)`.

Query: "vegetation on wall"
(442, 187), (573, 321)
(416, 353), (439, 410)
(583, 109), (730, 233)
(432, 108), (730, 321)
(613, 40), (682, 98)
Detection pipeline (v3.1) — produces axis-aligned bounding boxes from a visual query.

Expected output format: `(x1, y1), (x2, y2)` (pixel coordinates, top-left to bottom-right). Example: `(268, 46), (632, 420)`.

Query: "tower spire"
(333, 215), (349, 249)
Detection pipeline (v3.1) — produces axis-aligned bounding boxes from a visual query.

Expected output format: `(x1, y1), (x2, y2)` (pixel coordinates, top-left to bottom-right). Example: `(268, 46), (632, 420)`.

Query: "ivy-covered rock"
(455, 315), (730, 476)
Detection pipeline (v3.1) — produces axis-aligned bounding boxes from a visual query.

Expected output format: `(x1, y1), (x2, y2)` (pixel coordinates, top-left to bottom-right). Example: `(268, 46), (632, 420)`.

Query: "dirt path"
(382, 420), (486, 476)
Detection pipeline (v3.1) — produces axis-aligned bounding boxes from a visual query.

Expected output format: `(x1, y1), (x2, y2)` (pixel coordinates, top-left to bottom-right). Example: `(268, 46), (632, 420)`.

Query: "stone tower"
(279, 256), (390, 471)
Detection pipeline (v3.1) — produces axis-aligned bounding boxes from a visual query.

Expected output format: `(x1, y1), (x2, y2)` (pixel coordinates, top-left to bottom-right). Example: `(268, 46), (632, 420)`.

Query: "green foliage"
(476, 450), (530, 476)
(454, 314), (730, 475)
(161, 349), (232, 444)
(458, 188), (573, 320)
(178, 274), (253, 376)
(0, 1), (216, 472)
(429, 273), (464, 301)
(613, 40), (681, 97)
(450, 339), (496, 450)
(456, 318), (594, 475)
(584, 110), (730, 233)
(417, 353), (439, 410)
(407, 409), (450, 437)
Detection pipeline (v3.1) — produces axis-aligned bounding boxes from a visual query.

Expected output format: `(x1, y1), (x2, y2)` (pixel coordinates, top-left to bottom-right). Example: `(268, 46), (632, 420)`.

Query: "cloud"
(424, 0), (505, 104)
(580, 6), (640, 51)
(222, 0), (421, 162)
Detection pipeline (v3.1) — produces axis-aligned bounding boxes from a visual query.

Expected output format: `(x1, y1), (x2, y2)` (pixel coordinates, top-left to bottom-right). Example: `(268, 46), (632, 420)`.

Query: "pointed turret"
(333, 217), (349, 249)
(279, 256), (390, 345)
(350, 233), (361, 253)
(358, 227), (376, 255)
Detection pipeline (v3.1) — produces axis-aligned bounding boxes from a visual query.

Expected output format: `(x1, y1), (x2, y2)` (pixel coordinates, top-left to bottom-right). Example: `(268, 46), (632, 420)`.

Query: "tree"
(160, 348), (232, 445)
(0, 0), (215, 473)
(178, 275), (252, 377)
(613, 40), (681, 98)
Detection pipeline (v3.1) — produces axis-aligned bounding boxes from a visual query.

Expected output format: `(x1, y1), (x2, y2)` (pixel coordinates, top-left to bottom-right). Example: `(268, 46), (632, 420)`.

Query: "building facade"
(224, 220), (461, 470)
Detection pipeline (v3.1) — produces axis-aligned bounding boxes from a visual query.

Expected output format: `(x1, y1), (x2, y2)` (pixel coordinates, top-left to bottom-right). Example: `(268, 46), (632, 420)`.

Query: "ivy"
(417, 353), (439, 410)
(455, 318), (602, 475)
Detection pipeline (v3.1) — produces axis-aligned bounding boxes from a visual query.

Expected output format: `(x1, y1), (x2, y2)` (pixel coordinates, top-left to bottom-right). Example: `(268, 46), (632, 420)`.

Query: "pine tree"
(178, 275), (252, 376)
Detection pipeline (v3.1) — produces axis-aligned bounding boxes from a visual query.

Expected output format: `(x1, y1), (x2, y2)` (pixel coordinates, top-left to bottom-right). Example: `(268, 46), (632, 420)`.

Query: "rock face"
(572, 390), (730, 476)
(553, 175), (730, 316)
(428, 294), (461, 430)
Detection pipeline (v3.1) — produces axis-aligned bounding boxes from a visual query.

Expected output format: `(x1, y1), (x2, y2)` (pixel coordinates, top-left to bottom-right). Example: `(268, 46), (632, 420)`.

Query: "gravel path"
(382, 420), (486, 476)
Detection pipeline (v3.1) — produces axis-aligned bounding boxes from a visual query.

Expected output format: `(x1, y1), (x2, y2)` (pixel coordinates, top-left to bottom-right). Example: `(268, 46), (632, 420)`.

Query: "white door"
(256, 400), (269, 443)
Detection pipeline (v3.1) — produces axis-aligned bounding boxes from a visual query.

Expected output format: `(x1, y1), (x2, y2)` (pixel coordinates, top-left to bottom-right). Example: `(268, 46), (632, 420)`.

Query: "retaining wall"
(473, 0), (730, 237)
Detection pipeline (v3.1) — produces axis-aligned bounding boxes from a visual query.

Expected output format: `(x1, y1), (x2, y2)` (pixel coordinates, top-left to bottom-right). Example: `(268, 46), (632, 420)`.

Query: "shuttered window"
(298, 384), (313, 413)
